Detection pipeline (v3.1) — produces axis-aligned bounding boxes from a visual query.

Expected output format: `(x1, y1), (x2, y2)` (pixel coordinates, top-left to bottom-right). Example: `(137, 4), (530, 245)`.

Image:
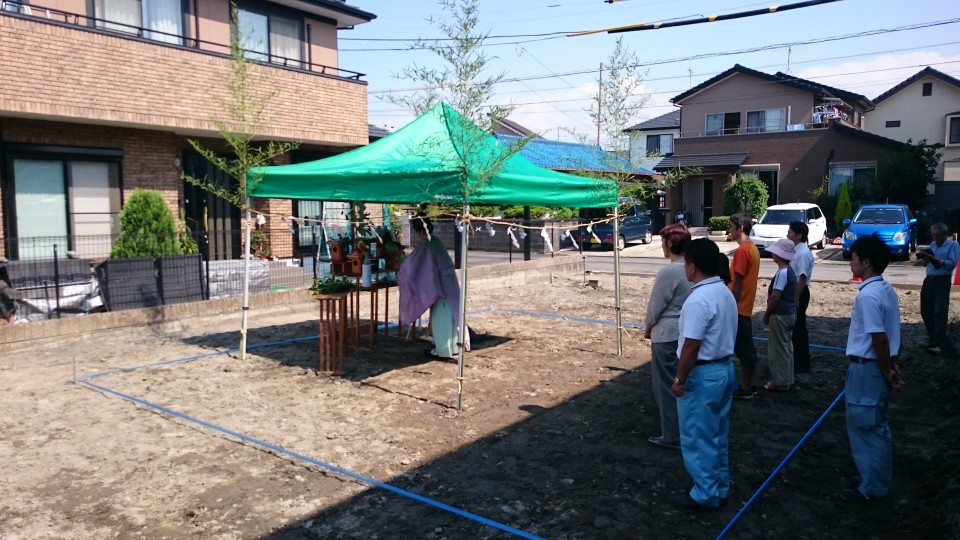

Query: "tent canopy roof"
(248, 103), (616, 208)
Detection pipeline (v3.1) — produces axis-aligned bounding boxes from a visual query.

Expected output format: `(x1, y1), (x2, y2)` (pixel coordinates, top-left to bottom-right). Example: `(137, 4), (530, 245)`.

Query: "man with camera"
(917, 223), (959, 354)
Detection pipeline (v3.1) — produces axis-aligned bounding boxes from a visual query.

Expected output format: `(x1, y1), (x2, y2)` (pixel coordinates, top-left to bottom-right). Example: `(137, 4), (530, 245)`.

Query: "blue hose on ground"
(492, 307), (645, 329)
(714, 390), (846, 540)
(76, 378), (544, 540)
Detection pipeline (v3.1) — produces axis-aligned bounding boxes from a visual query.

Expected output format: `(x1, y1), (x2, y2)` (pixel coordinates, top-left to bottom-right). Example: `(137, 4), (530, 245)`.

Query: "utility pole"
(597, 62), (603, 146)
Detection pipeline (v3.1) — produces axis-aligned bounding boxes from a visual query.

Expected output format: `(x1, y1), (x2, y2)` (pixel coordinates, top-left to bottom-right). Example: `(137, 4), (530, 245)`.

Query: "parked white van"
(749, 203), (828, 254)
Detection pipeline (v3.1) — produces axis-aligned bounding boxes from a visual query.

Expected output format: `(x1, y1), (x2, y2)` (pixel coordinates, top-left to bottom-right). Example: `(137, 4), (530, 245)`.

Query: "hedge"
(708, 216), (730, 231)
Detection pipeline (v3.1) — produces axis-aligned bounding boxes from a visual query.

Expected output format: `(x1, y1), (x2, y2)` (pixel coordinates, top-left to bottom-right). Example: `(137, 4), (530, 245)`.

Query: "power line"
(571, 0), (842, 36)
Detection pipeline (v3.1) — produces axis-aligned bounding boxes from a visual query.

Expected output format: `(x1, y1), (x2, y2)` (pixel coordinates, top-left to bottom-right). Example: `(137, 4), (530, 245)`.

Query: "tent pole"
(240, 198), (252, 361)
(455, 204), (470, 411)
(613, 208), (623, 356)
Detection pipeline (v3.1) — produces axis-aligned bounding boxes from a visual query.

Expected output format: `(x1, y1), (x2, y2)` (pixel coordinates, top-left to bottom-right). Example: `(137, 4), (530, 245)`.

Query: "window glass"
(69, 162), (121, 258)
(270, 15), (300, 67)
(142, 0), (183, 45)
(95, 0), (142, 35)
(705, 114), (723, 136)
(950, 117), (960, 145)
(238, 9), (269, 61)
(747, 109), (785, 133)
(13, 160), (68, 258)
(659, 134), (673, 154)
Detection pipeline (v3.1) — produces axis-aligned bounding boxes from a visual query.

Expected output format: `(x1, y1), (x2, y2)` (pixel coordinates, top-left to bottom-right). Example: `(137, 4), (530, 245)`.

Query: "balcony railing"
(0, 0), (365, 80)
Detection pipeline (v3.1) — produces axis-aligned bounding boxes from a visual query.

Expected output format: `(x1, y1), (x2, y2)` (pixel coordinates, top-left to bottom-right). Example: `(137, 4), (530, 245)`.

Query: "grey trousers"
(651, 341), (680, 444)
(768, 313), (796, 386)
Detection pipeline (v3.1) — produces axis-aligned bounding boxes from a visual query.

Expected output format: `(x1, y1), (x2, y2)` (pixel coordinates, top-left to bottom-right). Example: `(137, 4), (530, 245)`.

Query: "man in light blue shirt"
(670, 238), (738, 510)
(843, 235), (902, 502)
(917, 223), (958, 354)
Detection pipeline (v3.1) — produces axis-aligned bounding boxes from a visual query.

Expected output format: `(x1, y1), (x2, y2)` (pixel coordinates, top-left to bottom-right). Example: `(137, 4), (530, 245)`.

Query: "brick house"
(0, 0), (376, 261)
(864, 67), (960, 229)
(655, 64), (903, 227)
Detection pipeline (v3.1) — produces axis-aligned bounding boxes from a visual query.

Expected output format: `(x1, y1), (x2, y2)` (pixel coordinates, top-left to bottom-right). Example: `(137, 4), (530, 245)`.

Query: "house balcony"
(0, 5), (369, 146)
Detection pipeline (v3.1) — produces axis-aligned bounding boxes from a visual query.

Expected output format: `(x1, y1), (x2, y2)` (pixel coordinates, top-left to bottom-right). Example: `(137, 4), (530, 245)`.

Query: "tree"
(386, 0), (525, 208)
(722, 173), (768, 219)
(874, 139), (942, 211)
(589, 37), (649, 153)
(182, 3), (299, 209)
(110, 189), (182, 259)
(181, 2), (300, 361)
(835, 181), (853, 233)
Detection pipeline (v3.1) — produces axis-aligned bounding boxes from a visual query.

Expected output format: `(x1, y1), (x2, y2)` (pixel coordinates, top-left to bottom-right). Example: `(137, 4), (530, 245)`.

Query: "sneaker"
(927, 345), (942, 354)
(647, 435), (681, 450)
(671, 492), (720, 511)
(733, 386), (757, 399)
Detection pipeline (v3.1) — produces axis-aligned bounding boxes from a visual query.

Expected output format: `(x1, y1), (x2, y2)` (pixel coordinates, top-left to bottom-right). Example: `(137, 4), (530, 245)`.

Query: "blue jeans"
(677, 359), (735, 506)
(845, 362), (892, 497)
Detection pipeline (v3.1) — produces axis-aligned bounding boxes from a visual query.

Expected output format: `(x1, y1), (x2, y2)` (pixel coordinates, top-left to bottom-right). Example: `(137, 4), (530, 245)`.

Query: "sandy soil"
(0, 273), (958, 540)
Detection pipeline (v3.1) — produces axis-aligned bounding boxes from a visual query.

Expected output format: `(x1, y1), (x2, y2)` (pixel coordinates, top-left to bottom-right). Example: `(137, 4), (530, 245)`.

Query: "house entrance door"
(182, 151), (241, 261)
(684, 178), (704, 226)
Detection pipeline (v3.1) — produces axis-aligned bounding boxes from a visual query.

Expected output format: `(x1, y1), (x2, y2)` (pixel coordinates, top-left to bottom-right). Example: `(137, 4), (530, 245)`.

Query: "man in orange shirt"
(728, 213), (761, 399)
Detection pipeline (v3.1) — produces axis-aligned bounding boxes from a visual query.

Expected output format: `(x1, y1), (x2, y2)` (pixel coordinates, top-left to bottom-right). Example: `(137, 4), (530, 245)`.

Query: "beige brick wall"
(0, 16), (368, 146)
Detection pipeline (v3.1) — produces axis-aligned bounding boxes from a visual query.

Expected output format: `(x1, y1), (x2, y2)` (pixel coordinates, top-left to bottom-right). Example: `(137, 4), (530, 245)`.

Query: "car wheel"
(616, 236), (625, 251)
(815, 234), (825, 250)
(641, 229), (652, 244)
(842, 250), (851, 260)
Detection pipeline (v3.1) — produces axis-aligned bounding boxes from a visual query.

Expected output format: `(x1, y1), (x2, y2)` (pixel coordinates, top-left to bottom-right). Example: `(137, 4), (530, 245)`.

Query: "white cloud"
(794, 51), (960, 100)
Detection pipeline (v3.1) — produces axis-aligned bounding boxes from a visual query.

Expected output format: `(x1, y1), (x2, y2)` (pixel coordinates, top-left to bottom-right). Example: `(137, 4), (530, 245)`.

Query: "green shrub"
(110, 189), (182, 259)
(708, 216), (730, 231)
(722, 173), (768, 219)
(501, 206), (577, 219)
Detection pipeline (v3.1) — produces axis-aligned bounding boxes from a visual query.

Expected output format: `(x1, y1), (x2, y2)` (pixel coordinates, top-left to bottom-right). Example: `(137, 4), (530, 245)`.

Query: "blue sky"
(339, 0), (960, 143)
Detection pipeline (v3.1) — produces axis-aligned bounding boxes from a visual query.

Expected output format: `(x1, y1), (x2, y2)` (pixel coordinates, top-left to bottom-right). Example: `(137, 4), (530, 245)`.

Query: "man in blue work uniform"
(917, 223), (958, 354)
(671, 238), (738, 510)
(843, 234), (902, 502)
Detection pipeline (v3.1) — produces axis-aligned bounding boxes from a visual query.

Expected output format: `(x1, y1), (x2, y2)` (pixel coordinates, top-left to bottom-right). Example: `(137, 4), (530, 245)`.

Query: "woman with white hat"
(763, 238), (798, 392)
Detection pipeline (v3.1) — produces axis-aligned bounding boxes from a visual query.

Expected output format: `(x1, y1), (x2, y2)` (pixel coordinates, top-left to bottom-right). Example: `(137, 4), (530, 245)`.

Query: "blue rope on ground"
(715, 390), (847, 539)
(76, 378), (545, 540)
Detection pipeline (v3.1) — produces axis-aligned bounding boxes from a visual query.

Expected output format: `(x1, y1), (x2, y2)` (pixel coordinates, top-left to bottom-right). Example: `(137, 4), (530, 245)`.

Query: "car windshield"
(580, 207), (615, 220)
(854, 208), (904, 224)
(759, 209), (804, 225)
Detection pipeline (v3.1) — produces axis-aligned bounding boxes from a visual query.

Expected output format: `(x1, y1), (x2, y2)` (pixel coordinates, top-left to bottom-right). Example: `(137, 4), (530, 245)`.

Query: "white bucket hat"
(767, 238), (796, 261)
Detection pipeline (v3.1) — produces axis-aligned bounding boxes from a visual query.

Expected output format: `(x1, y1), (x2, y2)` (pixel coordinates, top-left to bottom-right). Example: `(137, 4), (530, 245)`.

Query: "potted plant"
(250, 229), (271, 259)
(309, 275), (355, 297)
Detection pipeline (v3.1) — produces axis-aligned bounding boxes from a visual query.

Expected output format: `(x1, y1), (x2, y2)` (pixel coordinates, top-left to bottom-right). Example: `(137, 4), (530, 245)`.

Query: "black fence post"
(523, 207), (531, 261)
(53, 243), (62, 319)
(454, 222), (463, 270)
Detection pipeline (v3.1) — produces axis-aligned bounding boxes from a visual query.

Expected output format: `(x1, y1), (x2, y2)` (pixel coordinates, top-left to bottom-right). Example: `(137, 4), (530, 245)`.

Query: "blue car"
(842, 204), (917, 260)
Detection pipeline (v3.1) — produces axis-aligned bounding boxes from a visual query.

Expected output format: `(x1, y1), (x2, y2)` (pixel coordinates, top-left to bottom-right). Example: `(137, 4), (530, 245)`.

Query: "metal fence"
(0, 231), (318, 323)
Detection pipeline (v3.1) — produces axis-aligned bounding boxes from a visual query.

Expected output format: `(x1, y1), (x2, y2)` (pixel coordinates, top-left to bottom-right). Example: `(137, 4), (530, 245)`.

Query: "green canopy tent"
(246, 103), (622, 408)
(249, 102), (615, 208)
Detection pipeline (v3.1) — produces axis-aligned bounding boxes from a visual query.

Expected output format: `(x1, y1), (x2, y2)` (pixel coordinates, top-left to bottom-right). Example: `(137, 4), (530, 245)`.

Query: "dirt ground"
(1, 273), (958, 540)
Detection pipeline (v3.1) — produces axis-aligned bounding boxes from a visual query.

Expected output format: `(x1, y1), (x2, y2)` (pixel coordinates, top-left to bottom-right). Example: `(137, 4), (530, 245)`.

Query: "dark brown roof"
(654, 153), (748, 170)
(368, 124), (390, 140)
(492, 118), (541, 138)
(671, 64), (873, 111)
(873, 67), (960, 104)
(624, 110), (681, 132)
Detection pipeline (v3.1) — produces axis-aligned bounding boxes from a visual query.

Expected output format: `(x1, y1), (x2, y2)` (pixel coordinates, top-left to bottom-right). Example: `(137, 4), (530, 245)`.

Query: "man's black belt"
(696, 356), (731, 366)
(848, 356), (876, 364)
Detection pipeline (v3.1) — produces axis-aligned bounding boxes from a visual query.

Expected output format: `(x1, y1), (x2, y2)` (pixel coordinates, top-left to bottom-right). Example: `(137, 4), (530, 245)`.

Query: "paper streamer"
(586, 224), (601, 244)
(485, 223), (496, 237)
(507, 227), (520, 249)
(540, 227), (554, 253)
(255, 213), (267, 226)
(565, 229), (579, 250)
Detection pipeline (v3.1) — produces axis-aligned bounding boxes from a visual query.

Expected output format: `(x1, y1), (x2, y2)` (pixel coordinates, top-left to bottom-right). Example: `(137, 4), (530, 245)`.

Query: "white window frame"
(746, 108), (787, 133)
(947, 114), (960, 147)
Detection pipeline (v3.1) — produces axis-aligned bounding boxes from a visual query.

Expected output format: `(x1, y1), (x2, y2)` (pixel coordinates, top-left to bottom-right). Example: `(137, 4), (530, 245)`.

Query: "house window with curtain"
(746, 108), (786, 133)
(237, 6), (302, 68)
(645, 134), (673, 155)
(705, 112), (741, 136)
(5, 146), (122, 260)
(94, 0), (185, 45)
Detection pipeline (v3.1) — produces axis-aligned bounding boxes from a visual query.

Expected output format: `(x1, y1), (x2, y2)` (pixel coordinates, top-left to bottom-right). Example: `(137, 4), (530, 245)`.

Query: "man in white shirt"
(842, 234), (902, 502)
(917, 223), (959, 354)
(788, 221), (814, 374)
(670, 238), (738, 510)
